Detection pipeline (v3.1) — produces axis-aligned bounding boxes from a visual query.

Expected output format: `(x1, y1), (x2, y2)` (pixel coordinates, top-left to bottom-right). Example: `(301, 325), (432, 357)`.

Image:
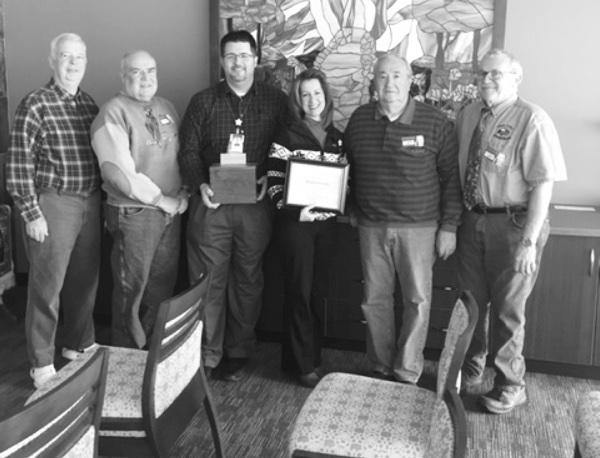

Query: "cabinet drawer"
(426, 308), (453, 350)
(431, 287), (458, 309)
(327, 299), (366, 341)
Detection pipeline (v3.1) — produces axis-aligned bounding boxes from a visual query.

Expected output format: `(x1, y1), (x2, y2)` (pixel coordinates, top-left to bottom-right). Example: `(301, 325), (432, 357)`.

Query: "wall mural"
(214, 0), (506, 131)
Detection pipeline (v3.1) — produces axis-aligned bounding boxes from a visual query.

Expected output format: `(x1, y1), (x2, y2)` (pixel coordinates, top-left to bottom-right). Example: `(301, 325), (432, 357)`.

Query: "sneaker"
(478, 385), (527, 414)
(298, 371), (321, 388)
(61, 343), (99, 361)
(30, 365), (56, 389)
(460, 370), (484, 393)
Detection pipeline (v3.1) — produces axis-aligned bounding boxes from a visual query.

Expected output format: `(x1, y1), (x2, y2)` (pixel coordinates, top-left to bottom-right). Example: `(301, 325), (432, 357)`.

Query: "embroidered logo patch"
(494, 124), (513, 140)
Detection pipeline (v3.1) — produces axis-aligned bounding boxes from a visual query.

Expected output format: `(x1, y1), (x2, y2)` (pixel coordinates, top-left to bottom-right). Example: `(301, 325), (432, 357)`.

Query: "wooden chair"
(99, 272), (225, 457)
(574, 391), (600, 458)
(0, 348), (109, 458)
(288, 291), (478, 458)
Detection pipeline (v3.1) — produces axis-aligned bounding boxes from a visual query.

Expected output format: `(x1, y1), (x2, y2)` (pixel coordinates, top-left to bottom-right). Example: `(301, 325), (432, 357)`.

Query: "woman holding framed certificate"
(267, 69), (345, 388)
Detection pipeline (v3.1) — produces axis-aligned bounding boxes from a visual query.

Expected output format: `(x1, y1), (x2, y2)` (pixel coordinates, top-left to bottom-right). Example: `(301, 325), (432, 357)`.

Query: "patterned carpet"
(1, 291), (598, 457)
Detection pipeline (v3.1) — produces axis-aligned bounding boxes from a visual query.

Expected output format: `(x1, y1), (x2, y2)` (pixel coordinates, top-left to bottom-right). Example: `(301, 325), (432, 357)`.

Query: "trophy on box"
(210, 118), (257, 204)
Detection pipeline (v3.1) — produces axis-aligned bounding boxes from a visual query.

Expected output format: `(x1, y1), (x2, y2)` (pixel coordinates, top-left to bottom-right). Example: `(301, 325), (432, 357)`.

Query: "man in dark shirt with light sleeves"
(179, 30), (287, 382)
(345, 54), (462, 385)
(7, 33), (101, 389)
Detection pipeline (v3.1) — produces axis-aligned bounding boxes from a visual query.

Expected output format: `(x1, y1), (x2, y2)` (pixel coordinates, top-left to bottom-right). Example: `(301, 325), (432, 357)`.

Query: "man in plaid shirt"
(7, 33), (101, 389)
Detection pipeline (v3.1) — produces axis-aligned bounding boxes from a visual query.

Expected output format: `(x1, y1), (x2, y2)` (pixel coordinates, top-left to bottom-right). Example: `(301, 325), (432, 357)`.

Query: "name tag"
(159, 114), (173, 125)
(484, 150), (506, 166)
(401, 135), (424, 148)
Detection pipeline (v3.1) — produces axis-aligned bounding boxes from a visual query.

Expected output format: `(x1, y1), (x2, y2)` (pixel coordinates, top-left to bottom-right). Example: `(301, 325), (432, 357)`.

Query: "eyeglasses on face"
(223, 53), (255, 62)
(476, 69), (516, 81)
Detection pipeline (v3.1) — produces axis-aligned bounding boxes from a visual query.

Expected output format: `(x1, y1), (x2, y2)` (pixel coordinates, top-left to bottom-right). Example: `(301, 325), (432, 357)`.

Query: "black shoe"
(315, 366), (326, 378)
(298, 371), (321, 388)
(222, 357), (248, 382)
(478, 385), (527, 414)
(371, 370), (394, 381)
(460, 370), (484, 393)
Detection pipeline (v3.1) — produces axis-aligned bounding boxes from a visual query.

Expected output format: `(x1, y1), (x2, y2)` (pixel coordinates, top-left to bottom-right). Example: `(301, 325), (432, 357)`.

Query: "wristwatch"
(520, 236), (534, 248)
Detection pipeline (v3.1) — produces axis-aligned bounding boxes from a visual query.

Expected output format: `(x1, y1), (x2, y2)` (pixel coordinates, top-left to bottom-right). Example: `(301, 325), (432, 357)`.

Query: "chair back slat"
(154, 273), (207, 360)
(0, 348), (108, 458)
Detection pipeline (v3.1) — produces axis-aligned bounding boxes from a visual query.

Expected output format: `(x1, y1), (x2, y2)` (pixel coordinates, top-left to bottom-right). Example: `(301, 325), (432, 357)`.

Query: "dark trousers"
(187, 196), (272, 368)
(276, 218), (338, 376)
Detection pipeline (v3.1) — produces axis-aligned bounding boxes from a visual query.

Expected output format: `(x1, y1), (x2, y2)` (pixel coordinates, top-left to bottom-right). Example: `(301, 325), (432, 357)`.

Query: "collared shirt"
(178, 80), (288, 192)
(344, 98), (462, 231)
(457, 96), (567, 207)
(7, 78), (100, 223)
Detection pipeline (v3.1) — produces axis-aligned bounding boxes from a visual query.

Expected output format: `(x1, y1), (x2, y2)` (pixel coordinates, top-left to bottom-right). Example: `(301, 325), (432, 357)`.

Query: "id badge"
(228, 133), (245, 154)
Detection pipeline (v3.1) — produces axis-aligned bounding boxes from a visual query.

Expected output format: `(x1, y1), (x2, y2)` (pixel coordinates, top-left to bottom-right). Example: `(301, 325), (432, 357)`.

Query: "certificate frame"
(283, 158), (349, 213)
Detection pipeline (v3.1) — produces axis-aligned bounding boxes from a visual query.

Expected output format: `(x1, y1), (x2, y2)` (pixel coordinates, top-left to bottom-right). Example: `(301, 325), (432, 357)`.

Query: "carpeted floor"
(1, 288), (598, 458)
(173, 341), (597, 458)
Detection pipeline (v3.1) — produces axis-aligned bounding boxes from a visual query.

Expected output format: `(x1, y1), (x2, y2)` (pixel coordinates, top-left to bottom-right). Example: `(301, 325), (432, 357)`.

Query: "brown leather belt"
(470, 204), (528, 214)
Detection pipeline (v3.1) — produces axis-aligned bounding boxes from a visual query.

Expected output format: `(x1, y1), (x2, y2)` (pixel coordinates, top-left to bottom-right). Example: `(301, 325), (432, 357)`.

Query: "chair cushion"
(576, 391), (600, 458)
(289, 372), (453, 458)
(102, 347), (147, 419)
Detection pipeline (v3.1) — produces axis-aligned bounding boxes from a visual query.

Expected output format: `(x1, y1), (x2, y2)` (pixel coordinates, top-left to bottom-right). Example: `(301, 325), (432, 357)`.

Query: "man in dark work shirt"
(179, 30), (287, 382)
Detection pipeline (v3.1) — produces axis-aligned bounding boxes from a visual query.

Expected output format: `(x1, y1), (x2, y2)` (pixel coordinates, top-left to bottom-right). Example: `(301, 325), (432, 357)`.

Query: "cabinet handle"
(590, 249), (596, 277)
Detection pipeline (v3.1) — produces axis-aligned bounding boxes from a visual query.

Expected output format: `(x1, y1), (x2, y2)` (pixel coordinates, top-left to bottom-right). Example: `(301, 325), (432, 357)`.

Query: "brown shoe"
(298, 371), (321, 388)
(478, 385), (526, 414)
(222, 357), (248, 382)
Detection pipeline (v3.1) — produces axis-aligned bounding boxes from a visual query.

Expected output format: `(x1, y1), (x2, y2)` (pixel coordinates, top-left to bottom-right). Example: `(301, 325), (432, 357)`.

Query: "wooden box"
(209, 163), (257, 204)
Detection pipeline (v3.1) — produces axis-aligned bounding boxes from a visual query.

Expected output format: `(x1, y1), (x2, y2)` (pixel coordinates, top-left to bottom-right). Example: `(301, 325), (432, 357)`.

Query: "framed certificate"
(283, 158), (349, 213)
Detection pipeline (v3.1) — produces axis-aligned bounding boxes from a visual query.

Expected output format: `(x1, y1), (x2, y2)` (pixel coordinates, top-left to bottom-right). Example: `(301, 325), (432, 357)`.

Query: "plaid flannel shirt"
(178, 80), (288, 192)
(7, 78), (101, 223)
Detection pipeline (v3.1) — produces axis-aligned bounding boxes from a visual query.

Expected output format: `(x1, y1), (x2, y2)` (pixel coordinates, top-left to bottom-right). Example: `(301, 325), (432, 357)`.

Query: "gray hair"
(374, 53), (412, 76)
(482, 49), (523, 79)
(49, 33), (85, 61)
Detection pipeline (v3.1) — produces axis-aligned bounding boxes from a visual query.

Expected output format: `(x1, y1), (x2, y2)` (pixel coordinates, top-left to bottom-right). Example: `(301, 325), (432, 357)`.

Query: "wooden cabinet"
(523, 207), (600, 366)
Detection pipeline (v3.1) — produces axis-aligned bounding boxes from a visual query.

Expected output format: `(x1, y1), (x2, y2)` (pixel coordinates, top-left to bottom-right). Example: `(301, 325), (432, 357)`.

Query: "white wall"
(505, 1), (600, 205)
(4, 0), (211, 119)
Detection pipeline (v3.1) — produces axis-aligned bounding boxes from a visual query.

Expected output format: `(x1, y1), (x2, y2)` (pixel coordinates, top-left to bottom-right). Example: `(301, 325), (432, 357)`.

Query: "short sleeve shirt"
(457, 97), (567, 207)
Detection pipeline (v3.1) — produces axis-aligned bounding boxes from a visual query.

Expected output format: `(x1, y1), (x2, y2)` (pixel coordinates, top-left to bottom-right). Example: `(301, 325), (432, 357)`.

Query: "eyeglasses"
(223, 53), (255, 63)
(476, 69), (516, 81)
(58, 52), (87, 63)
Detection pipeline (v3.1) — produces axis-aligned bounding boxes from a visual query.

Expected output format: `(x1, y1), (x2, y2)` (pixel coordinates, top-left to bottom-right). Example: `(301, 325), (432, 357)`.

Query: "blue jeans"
(358, 225), (437, 383)
(24, 190), (100, 368)
(187, 196), (272, 368)
(457, 210), (549, 388)
(105, 204), (180, 349)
